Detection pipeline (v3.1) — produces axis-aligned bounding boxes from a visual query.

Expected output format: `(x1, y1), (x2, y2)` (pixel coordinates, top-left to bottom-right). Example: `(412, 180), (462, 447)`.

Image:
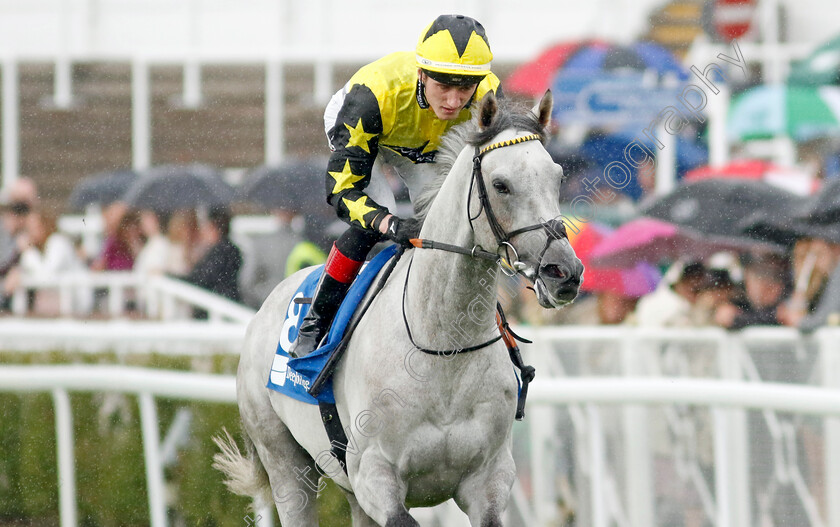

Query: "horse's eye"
(492, 180), (510, 195)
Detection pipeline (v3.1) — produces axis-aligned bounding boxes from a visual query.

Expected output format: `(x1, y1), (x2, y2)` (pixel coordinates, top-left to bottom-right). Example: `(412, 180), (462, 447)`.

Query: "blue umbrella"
(559, 41), (689, 80)
(551, 42), (690, 126)
(579, 131), (708, 201)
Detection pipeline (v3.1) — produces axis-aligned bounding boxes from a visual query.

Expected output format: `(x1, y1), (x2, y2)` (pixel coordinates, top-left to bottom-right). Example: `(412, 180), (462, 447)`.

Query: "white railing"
(522, 325), (840, 527)
(0, 365), (237, 527)
(59, 213), (283, 267)
(4, 326), (840, 526)
(0, 318), (246, 355)
(12, 270), (255, 323)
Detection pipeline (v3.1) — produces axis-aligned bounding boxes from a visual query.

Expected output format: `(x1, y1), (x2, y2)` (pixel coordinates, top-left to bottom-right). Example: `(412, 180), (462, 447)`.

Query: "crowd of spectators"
(4, 158), (840, 333)
(0, 177), (335, 318)
(510, 232), (840, 334)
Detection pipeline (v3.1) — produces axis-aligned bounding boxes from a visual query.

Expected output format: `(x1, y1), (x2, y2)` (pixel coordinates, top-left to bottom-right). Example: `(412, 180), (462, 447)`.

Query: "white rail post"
(140, 392), (168, 527)
(182, 0), (202, 109)
(54, 0), (73, 109)
(719, 333), (750, 527)
(314, 61), (333, 106)
(2, 56), (20, 190)
(264, 59), (284, 165)
(108, 280), (124, 317)
(760, 0), (783, 84)
(59, 280), (73, 316)
(54, 55), (74, 110)
(52, 389), (77, 527)
(712, 406), (731, 527)
(621, 334), (652, 527)
(708, 82), (729, 168)
(11, 286), (26, 315)
(182, 60), (202, 109)
(819, 328), (840, 527)
(528, 332), (558, 526)
(587, 404), (608, 527)
(312, 0), (333, 105)
(132, 59), (151, 171)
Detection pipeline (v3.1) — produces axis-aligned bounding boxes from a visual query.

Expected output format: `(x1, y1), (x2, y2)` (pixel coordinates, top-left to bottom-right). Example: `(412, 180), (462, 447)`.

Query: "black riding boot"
(289, 273), (352, 358)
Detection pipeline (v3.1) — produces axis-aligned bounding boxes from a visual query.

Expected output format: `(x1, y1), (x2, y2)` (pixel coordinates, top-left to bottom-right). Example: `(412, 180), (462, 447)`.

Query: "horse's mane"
(413, 99), (548, 222)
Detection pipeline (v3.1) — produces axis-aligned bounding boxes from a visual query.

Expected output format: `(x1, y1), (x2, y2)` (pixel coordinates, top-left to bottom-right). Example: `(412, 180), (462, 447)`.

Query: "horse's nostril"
(540, 264), (567, 281)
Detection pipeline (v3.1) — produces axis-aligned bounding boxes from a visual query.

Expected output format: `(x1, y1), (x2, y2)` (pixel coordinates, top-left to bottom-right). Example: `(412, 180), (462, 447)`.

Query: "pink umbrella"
(570, 222), (661, 298)
(590, 217), (744, 268)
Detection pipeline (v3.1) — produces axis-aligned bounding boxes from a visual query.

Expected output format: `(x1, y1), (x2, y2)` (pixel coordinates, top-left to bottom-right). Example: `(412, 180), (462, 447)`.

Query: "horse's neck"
(405, 151), (500, 347)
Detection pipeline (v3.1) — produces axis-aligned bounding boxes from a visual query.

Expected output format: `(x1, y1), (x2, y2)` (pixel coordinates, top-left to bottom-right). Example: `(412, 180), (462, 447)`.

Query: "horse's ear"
(479, 91), (497, 130)
(532, 90), (553, 129)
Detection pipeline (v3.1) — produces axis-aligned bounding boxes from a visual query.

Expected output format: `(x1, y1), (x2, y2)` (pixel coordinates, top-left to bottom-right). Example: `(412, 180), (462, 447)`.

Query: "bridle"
(410, 132), (569, 277)
(403, 132), (569, 356)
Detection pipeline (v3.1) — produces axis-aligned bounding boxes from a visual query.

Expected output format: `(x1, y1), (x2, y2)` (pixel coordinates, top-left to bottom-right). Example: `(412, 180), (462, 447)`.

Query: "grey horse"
(214, 91), (583, 526)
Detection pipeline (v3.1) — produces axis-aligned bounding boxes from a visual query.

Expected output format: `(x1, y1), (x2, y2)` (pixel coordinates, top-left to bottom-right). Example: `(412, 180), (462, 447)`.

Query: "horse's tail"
(212, 427), (271, 504)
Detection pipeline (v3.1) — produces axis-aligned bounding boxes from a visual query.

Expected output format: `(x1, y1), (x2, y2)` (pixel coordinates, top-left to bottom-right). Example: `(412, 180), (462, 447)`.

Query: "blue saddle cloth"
(267, 244), (399, 405)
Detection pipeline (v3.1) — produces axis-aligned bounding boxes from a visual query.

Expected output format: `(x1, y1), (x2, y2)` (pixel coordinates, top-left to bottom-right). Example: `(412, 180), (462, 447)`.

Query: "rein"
(401, 252), (503, 355)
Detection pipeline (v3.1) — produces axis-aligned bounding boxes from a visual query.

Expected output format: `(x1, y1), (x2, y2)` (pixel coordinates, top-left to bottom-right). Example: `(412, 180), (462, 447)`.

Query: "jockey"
(289, 14), (503, 358)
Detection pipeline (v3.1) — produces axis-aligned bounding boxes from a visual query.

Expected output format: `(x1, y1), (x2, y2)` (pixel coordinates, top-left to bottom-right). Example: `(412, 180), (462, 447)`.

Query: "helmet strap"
(415, 75), (430, 109)
(463, 92), (475, 109)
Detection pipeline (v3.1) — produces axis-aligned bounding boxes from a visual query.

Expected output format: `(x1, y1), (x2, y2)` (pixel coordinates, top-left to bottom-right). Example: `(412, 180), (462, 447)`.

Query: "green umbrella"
(788, 33), (840, 86)
(727, 84), (840, 141)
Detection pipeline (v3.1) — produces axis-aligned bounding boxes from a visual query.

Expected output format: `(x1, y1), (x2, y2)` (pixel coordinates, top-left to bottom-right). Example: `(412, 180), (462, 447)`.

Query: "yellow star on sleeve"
(344, 118), (377, 153)
(328, 160), (366, 195)
(342, 196), (378, 228)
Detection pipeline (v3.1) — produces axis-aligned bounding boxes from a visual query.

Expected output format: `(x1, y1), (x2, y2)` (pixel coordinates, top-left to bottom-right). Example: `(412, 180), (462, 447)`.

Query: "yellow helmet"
(415, 14), (493, 86)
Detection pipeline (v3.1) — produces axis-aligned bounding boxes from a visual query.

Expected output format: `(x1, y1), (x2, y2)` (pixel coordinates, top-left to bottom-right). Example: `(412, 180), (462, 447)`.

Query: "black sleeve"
(325, 83), (389, 231)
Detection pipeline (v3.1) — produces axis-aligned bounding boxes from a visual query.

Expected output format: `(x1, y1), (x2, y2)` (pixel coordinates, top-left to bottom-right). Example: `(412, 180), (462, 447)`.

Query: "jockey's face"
(419, 70), (478, 121)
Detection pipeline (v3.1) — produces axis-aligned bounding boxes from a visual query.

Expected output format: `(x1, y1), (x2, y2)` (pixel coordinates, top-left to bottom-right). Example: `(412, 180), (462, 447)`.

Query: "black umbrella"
(67, 169), (138, 212)
(794, 177), (840, 225)
(640, 179), (800, 249)
(123, 163), (234, 213)
(237, 159), (330, 216)
(742, 214), (840, 246)
(740, 187), (840, 246)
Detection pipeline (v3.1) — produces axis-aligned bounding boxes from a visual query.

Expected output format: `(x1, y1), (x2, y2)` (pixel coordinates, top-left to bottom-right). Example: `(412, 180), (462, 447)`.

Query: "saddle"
(266, 244), (401, 404)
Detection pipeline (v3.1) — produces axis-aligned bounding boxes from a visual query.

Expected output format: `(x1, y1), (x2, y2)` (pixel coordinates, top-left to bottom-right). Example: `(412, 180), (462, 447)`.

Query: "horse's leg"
(343, 490), (380, 527)
(351, 452), (420, 526)
(241, 409), (321, 525)
(454, 453), (516, 527)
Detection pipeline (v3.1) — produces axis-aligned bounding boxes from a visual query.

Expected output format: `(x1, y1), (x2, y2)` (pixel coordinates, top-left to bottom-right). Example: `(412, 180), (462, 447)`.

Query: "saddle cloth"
(266, 244), (400, 405)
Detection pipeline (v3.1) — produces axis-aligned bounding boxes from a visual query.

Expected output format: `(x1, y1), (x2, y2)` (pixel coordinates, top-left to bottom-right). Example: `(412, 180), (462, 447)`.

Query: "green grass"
(0, 351), (352, 526)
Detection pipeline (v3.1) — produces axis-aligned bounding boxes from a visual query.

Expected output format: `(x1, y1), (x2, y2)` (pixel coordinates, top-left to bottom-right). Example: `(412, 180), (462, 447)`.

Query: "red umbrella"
(684, 159), (817, 194)
(505, 41), (595, 98)
(685, 159), (775, 181)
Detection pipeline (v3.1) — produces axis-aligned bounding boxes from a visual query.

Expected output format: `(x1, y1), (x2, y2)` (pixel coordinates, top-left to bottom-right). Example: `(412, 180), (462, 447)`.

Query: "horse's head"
(471, 91), (584, 308)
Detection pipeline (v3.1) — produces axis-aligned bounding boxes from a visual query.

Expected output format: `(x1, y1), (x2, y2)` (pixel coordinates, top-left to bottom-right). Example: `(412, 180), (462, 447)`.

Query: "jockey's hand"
(384, 216), (422, 247)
